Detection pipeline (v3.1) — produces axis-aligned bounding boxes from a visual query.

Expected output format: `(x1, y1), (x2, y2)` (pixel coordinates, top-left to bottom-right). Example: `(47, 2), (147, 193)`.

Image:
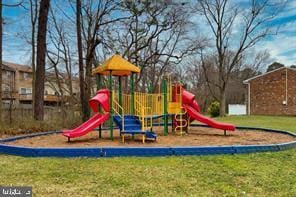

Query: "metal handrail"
(143, 106), (152, 131)
(112, 98), (124, 132)
(135, 99), (152, 131)
(135, 99), (144, 130)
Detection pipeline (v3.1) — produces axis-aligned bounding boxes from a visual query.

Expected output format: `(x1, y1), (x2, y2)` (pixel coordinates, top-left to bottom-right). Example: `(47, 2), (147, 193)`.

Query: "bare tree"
(226, 51), (270, 105)
(47, 6), (76, 103)
(34, 0), (50, 120)
(266, 61), (284, 72)
(103, 1), (201, 92)
(2, 72), (16, 124)
(46, 51), (67, 125)
(78, 0), (127, 120)
(196, 0), (283, 116)
(76, 0), (88, 121)
(0, 0), (3, 120)
(0, 0), (24, 120)
(29, 0), (38, 114)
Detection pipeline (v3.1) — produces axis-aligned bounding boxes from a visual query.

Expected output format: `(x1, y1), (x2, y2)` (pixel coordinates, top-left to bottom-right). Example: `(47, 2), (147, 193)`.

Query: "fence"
(1, 105), (80, 123)
(113, 91), (165, 116)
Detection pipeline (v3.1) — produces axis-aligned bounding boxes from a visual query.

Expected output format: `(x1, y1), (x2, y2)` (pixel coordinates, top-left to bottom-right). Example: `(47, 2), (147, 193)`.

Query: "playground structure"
(3, 55), (296, 158)
(63, 55), (235, 143)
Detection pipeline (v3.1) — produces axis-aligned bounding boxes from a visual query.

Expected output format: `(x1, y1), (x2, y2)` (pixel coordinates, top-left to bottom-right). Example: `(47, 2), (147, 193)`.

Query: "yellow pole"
(158, 82), (160, 95)
(180, 84), (183, 136)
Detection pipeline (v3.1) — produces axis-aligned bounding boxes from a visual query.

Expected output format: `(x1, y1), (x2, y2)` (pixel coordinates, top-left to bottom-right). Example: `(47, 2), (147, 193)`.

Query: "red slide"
(182, 90), (235, 131)
(63, 89), (111, 139)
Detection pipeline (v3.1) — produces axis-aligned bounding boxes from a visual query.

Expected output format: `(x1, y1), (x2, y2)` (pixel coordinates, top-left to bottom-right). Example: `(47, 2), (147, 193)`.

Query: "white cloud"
(257, 37), (296, 66)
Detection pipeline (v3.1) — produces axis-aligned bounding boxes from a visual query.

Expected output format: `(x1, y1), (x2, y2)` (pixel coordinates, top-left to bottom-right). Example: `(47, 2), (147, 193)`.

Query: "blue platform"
(113, 115), (157, 140)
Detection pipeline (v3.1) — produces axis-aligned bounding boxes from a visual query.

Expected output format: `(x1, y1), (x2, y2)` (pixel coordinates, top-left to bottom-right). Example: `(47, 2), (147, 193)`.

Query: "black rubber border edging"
(0, 124), (295, 157)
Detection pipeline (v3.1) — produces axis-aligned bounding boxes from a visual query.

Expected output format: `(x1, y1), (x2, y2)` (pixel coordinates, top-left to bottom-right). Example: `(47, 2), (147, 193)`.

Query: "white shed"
(228, 104), (246, 115)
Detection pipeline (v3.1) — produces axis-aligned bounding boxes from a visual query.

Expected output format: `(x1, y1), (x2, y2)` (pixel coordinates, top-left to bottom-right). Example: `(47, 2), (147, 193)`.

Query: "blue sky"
(2, 0), (296, 68)
(256, 0), (296, 65)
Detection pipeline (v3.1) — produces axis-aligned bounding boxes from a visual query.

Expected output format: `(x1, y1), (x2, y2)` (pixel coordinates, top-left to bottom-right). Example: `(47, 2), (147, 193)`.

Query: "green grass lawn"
(1, 115), (296, 196)
(216, 115), (296, 132)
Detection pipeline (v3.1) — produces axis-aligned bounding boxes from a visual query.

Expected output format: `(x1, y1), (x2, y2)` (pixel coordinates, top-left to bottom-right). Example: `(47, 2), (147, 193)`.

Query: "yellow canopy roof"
(92, 54), (140, 76)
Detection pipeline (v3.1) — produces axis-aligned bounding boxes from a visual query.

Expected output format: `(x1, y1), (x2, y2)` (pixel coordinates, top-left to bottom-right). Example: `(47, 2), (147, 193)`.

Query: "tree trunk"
(53, 64), (66, 126)
(219, 88), (226, 116)
(30, 0), (37, 116)
(31, 29), (36, 115)
(34, 0), (50, 120)
(0, 0), (2, 121)
(84, 56), (92, 120)
(76, 0), (88, 121)
(65, 47), (73, 102)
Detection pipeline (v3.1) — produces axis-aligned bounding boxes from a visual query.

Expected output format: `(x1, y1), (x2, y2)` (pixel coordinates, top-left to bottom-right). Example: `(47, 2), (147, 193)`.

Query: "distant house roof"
(45, 72), (79, 81)
(2, 64), (15, 72)
(2, 61), (32, 73)
(2, 61), (80, 81)
(243, 67), (296, 84)
(92, 54), (141, 76)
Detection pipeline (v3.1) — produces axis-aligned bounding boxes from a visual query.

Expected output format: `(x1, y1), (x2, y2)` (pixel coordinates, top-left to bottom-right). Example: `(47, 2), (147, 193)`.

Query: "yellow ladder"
(174, 110), (187, 135)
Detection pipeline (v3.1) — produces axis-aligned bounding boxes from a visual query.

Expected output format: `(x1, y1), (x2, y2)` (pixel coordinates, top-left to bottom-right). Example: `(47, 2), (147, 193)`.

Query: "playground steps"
(113, 115), (141, 130)
(145, 131), (157, 139)
(113, 115), (157, 141)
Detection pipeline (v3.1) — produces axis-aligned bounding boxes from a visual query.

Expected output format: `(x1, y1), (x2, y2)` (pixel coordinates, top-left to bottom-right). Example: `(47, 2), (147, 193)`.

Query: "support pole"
(148, 81), (153, 94)
(163, 79), (168, 136)
(97, 74), (102, 138)
(96, 74), (101, 90)
(179, 81), (183, 136)
(131, 72), (135, 115)
(148, 81), (153, 130)
(171, 114), (174, 133)
(109, 71), (113, 140)
(118, 76), (123, 115)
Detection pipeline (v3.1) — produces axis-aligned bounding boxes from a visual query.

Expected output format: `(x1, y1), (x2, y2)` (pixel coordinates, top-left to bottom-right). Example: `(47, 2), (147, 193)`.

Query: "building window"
(2, 84), (10, 92)
(20, 88), (26, 94)
(23, 72), (30, 80)
(6, 71), (12, 77)
(20, 88), (32, 95)
(44, 90), (48, 95)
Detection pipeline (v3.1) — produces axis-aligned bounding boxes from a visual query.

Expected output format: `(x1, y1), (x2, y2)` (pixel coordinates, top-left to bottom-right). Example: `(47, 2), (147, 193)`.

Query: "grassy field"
(217, 115), (296, 132)
(0, 115), (295, 196)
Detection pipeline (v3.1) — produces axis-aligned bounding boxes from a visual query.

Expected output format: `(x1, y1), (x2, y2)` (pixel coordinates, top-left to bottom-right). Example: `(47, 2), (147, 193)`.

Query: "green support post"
(109, 71), (113, 140)
(118, 76), (123, 115)
(163, 79), (168, 136)
(148, 82), (153, 94)
(131, 73), (135, 115)
(96, 74), (102, 138)
(96, 74), (101, 90)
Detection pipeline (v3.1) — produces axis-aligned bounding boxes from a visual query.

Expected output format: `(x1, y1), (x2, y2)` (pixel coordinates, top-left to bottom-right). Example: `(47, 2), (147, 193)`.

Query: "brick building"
(1, 61), (80, 106)
(243, 67), (296, 115)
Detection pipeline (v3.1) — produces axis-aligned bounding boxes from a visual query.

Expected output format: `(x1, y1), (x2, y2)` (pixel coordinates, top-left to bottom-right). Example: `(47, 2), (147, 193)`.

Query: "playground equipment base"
(1, 124), (295, 157)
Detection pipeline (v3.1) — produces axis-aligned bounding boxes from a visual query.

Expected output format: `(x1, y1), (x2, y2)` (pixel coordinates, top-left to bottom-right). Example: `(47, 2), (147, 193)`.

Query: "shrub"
(208, 101), (220, 117)
(0, 108), (81, 136)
